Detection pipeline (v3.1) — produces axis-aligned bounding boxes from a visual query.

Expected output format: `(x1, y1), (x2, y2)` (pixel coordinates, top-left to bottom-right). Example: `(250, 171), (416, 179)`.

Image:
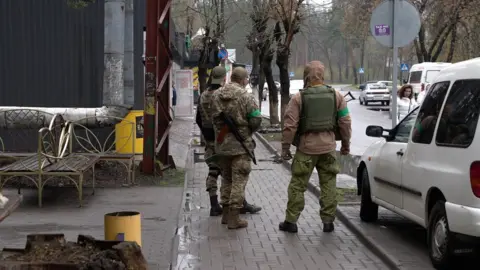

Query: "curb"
(254, 132), (402, 270)
(169, 133), (196, 270)
(335, 207), (402, 270)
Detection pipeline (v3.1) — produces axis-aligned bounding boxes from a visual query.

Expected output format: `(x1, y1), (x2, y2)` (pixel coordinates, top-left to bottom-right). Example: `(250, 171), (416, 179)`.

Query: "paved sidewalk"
(172, 132), (388, 270)
(0, 117), (195, 269)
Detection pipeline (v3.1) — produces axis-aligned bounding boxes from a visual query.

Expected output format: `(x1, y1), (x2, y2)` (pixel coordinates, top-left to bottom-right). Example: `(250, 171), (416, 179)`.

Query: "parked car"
(262, 81), (280, 101)
(357, 57), (480, 269)
(245, 84), (268, 101)
(359, 80), (378, 90)
(288, 79), (304, 98)
(376, 80), (393, 93)
(359, 83), (390, 106)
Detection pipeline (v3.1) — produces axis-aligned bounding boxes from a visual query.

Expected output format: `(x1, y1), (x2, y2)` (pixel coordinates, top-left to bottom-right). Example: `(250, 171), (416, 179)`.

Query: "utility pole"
(103, 0), (126, 106)
(124, 0), (134, 106)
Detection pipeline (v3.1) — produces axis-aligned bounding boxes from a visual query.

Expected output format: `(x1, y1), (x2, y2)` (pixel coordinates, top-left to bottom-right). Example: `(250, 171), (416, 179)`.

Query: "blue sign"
(289, 72), (294, 77)
(401, 63), (409, 71)
(358, 68), (365, 74)
(218, 49), (228, 60)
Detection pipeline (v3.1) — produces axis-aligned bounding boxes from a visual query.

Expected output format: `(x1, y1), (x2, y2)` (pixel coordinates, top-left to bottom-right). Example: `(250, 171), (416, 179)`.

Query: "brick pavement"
(0, 116), (196, 269)
(172, 130), (388, 270)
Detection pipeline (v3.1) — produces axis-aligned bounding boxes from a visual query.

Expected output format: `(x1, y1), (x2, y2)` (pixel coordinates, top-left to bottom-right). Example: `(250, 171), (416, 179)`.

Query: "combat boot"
(240, 200), (262, 214)
(221, 204), (229, 224)
(227, 208), (248, 229)
(278, 221), (298, 233)
(323, 222), (334, 233)
(209, 195), (223, 216)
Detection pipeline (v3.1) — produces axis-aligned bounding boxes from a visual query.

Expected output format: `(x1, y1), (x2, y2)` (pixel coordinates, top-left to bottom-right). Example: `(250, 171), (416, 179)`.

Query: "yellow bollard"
(104, 211), (142, 247)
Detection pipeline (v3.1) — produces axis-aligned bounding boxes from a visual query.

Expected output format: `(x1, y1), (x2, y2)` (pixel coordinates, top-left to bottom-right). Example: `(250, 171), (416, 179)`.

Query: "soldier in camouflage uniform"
(279, 61), (352, 233)
(210, 67), (262, 229)
(196, 66), (261, 217)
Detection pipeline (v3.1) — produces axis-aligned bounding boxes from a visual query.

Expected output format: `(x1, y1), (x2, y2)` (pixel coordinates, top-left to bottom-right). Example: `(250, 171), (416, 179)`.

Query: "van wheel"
(427, 201), (456, 269)
(360, 168), (378, 222)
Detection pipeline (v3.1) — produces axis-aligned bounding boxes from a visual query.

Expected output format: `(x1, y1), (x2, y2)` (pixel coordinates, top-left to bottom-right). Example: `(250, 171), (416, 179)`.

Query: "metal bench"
(0, 114), (99, 207)
(0, 109), (60, 163)
(66, 115), (136, 186)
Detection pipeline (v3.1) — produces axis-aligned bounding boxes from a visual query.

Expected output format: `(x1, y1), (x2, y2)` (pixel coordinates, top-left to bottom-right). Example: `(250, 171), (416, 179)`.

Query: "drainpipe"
(0, 0), (130, 129)
(104, 0), (126, 106)
(124, 0), (135, 106)
(0, 106), (130, 128)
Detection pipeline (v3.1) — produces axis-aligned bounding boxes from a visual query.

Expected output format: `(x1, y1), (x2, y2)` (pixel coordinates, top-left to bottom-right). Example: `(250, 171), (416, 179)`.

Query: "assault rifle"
(216, 112), (257, 165)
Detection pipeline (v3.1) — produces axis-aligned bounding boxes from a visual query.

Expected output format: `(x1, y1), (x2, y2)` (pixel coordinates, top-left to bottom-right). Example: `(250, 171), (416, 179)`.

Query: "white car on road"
(357, 57), (480, 269)
(359, 83), (390, 106)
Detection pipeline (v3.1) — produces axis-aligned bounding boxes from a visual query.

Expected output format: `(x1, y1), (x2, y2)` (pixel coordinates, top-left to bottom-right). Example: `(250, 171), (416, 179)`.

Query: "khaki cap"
(211, 66), (227, 84)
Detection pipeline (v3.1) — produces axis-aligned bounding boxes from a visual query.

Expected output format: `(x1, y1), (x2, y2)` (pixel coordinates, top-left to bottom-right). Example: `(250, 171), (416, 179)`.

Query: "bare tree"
(247, 0), (281, 125)
(272, 0), (305, 125)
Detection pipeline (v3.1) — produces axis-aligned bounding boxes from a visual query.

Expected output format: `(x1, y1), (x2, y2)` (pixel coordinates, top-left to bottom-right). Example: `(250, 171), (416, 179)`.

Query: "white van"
(358, 57), (480, 269)
(408, 62), (452, 95)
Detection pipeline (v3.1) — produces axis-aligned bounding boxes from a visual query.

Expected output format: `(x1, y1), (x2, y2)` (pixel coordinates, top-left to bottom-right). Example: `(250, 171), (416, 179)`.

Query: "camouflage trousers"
(285, 150), (340, 223)
(218, 154), (251, 209)
(204, 141), (222, 196)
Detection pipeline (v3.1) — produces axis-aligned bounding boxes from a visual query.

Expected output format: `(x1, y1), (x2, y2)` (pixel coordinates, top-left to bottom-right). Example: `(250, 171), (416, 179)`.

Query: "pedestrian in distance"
(279, 61), (352, 233)
(196, 66), (262, 218)
(397, 84), (418, 122)
(210, 67), (263, 229)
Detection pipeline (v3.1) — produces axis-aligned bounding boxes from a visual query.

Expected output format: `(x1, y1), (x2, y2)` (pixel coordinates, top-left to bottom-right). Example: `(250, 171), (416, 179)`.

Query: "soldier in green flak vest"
(279, 61), (352, 233)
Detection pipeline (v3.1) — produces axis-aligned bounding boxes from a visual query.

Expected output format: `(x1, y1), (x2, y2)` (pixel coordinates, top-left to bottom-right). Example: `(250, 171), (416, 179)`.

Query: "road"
(261, 85), (392, 155)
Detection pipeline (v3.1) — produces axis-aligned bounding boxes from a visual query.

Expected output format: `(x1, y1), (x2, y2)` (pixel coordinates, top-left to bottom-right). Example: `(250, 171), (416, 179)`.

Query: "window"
(412, 81), (450, 144)
(393, 108), (419, 143)
(425, 70), (440, 83)
(436, 80), (480, 147)
(409, 71), (422, 84)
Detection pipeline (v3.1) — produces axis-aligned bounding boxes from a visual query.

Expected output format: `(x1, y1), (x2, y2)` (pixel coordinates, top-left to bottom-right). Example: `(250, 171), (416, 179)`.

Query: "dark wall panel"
(0, 0), (105, 107)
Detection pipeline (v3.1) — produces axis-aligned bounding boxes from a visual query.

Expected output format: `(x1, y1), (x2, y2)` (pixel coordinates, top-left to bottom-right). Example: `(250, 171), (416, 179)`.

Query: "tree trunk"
(360, 39), (365, 68)
(346, 40), (358, 84)
(337, 59), (343, 83)
(322, 46), (334, 83)
(258, 68), (266, 110)
(446, 23), (457, 62)
(344, 41), (349, 81)
(276, 47), (290, 127)
(263, 55), (279, 125)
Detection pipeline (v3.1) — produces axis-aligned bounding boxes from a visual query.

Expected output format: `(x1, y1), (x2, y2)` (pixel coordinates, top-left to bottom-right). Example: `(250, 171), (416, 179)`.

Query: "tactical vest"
(297, 85), (337, 134)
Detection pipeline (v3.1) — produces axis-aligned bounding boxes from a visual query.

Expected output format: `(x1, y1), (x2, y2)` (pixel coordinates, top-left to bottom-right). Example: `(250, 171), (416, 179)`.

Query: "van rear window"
(436, 80), (480, 148)
(409, 71), (422, 83)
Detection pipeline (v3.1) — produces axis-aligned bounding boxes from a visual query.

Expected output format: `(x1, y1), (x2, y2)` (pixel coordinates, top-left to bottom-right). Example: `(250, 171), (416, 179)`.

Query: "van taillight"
(470, 161), (480, 198)
(421, 83), (425, 92)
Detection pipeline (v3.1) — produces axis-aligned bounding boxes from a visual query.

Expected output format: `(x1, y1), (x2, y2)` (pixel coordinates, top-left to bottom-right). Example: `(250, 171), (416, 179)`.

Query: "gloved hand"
(340, 143), (350, 156)
(281, 144), (292, 160)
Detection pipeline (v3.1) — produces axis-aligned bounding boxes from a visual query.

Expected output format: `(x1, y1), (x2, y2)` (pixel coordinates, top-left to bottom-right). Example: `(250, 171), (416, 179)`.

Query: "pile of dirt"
(2, 235), (147, 270)
(7, 242), (125, 269)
